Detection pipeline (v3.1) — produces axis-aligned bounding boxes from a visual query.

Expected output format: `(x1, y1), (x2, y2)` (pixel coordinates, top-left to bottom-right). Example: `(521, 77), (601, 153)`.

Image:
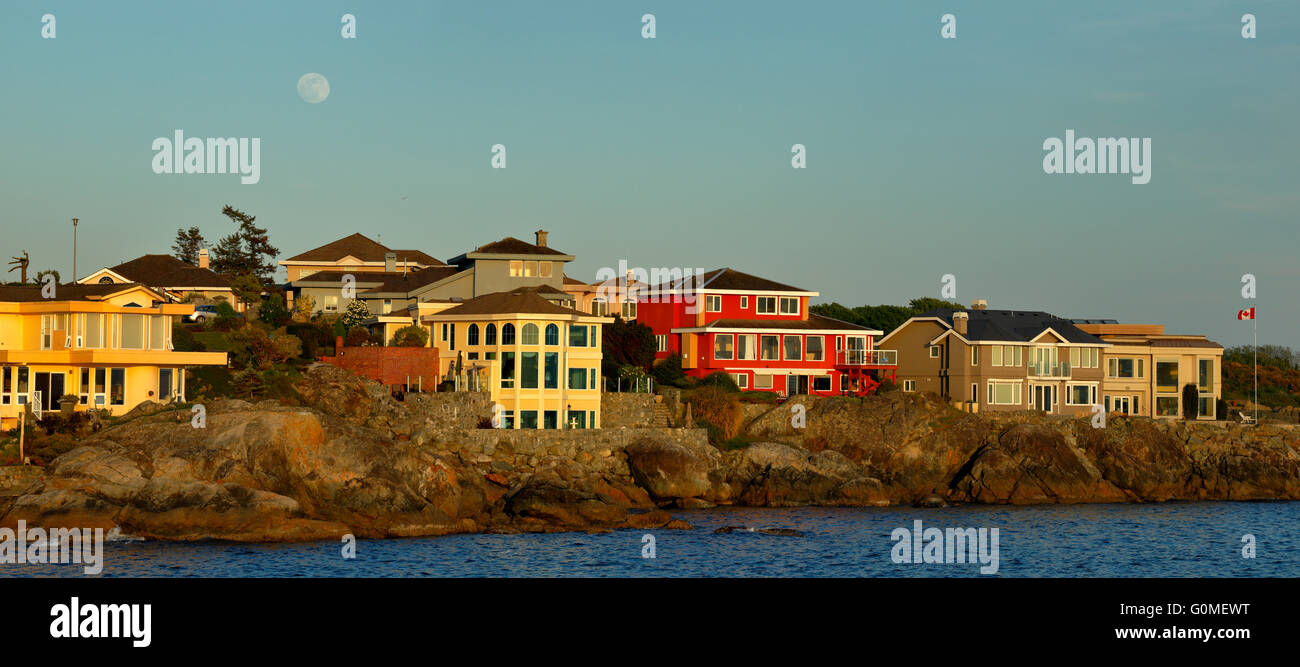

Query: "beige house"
(561, 269), (647, 320)
(1072, 322), (1222, 420)
(78, 252), (234, 306)
(279, 233), (443, 282)
(880, 301), (1108, 416)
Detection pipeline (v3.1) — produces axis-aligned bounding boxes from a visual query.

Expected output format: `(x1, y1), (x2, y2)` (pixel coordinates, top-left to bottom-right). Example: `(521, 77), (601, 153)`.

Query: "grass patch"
(193, 331), (232, 352)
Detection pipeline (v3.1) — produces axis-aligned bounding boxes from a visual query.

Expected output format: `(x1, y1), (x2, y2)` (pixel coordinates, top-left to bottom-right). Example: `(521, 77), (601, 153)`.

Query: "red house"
(637, 268), (896, 396)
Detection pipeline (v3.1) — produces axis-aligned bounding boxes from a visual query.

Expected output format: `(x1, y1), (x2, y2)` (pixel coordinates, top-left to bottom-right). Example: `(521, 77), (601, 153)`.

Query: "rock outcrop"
(4, 377), (1298, 543)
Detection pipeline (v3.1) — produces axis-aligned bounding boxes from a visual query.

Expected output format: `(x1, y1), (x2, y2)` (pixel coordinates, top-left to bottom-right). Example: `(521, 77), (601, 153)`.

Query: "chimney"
(198, 248), (210, 269)
(384, 252), (396, 273)
(970, 299), (987, 311)
(535, 229), (548, 248)
(953, 311), (969, 335)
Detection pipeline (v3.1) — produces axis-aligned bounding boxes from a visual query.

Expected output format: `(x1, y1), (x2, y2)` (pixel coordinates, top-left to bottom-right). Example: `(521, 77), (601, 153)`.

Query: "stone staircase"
(651, 402), (673, 427)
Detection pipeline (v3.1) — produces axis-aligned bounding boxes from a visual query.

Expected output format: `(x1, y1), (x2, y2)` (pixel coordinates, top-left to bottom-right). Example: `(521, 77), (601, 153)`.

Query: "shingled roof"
(103, 254), (232, 288)
(284, 233), (444, 266)
(916, 309), (1105, 344)
(651, 268), (812, 293)
(434, 287), (591, 318)
(0, 283), (160, 303)
(687, 313), (878, 333)
(462, 236), (568, 257)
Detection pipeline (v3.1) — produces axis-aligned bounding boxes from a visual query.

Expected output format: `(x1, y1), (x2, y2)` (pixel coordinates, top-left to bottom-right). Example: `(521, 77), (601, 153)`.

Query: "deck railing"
(835, 349), (898, 366)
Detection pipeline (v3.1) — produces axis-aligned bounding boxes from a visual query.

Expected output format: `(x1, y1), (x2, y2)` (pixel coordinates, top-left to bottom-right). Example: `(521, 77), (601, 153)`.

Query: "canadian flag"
(1237, 307), (1256, 320)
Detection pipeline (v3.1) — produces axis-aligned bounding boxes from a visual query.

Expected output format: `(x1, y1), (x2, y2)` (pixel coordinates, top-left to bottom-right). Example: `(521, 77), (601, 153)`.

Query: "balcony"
(836, 349), (897, 366)
(1026, 361), (1071, 378)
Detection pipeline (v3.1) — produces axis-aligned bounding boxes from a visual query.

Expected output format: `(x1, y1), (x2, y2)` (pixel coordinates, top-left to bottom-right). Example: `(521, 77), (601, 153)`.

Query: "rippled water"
(6, 502), (1298, 577)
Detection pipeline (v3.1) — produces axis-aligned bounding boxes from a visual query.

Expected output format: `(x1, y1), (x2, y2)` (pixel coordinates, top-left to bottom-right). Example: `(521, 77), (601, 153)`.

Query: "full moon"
(297, 73), (330, 104)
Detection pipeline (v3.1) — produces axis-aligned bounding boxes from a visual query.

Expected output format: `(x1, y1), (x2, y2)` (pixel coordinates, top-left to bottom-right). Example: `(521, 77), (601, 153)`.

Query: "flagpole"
(1253, 312), (1257, 426)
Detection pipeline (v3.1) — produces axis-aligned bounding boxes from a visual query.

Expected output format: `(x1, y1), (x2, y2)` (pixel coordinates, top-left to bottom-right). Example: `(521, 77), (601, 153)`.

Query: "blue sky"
(1, 1), (1296, 349)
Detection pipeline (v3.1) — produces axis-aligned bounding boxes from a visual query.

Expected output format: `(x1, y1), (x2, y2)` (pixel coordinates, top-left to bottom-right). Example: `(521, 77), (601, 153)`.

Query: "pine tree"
(171, 227), (207, 265)
(209, 206), (280, 284)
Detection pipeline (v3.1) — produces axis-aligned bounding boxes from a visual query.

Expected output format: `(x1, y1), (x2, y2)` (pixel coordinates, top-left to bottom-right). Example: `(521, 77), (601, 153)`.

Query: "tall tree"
(171, 227), (207, 264)
(209, 205), (279, 284)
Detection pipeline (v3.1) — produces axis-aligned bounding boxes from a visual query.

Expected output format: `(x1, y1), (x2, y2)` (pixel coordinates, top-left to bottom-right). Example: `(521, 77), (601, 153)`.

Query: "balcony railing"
(836, 349), (898, 366)
(1026, 361), (1071, 378)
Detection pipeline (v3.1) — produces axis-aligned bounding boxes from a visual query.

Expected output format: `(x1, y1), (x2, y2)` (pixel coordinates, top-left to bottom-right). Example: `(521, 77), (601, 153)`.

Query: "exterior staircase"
(651, 402), (673, 427)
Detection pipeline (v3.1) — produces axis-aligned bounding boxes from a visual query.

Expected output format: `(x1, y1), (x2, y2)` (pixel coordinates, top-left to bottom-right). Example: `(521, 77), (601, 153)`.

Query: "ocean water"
(5, 501), (1298, 577)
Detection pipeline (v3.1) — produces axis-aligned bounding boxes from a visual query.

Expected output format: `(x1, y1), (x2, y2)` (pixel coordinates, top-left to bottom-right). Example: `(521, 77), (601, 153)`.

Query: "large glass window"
(569, 367), (588, 390)
(569, 325), (589, 347)
(539, 262), (553, 278)
(783, 336), (802, 361)
(779, 297), (799, 315)
(713, 334), (734, 360)
(521, 323), (539, 345)
(545, 324), (559, 346)
(120, 315), (145, 349)
(1, 367), (11, 405)
(737, 334), (756, 361)
(987, 382), (1022, 405)
(150, 316), (165, 349)
(467, 324), (479, 346)
(1067, 384), (1095, 405)
(485, 323), (497, 346)
(757, 297), (776, 314)
(84, 314), (103, 348)
(520, 410), (538, 429)
(509, 261), (523, 277)
(78, 368), (89, 405)
(1156, 396), (1179, 416)
(760, 335), (780, 360)
(806, 336), (824, 361)
(521, 352), (539, 389)
(110, 368), (126, 405)
(500, 352), (516, 388)
(1198, 359), (1213, 392)
(93, 368), (106, 405)
(501, 323), (516, 345)
(1155, 361), (1179, 394)
(544, 352), (558, 389)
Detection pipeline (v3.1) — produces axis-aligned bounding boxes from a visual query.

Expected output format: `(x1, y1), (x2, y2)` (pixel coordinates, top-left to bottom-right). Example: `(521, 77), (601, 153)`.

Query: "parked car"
(187, 304), (219, 324)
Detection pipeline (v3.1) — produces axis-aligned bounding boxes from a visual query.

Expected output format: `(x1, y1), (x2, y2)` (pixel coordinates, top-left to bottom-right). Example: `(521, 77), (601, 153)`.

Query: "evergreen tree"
(340, 299), (371, 330)
(171, 227), (207, 265)
(209, 205), (279, 284)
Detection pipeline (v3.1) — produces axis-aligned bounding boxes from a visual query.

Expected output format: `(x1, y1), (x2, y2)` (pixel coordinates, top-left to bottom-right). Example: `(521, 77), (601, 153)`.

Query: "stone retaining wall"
(601, 393), (659, 428)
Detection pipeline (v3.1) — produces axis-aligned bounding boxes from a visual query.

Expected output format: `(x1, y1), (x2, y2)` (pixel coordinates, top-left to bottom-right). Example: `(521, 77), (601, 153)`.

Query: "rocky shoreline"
(3, 366), (1298, 542)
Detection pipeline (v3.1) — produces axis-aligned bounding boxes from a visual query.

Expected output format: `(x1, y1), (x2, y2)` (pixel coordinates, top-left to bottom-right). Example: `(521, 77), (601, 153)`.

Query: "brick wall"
(319, 344), (440, 389)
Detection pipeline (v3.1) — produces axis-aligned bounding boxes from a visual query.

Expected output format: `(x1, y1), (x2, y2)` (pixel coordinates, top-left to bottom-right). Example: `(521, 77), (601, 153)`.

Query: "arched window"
(485, 323), (497, 346)
(544, 323), (559, 345)
(501, 323), (515, 345)
(522, 323), (539, 345)
(98, 276), (115, 284)
(467, 323), (479, 346)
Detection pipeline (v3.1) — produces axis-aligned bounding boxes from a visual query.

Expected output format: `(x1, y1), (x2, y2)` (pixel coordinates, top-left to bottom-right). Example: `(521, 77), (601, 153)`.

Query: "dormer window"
(705, 295), (721, 312)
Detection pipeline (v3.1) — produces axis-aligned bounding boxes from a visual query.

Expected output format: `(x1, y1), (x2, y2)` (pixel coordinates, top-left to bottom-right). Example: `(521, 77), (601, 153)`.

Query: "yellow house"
(1074, 322), (1223, 420)
(421, 287), (610, 429)
(0, 283), (228, 429)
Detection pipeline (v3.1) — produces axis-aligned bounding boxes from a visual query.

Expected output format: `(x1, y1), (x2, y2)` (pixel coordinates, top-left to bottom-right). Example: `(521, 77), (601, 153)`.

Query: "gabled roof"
(915, 308), (1105, 344)
(433, 286), (591, 318)
(680, 313), (880, 334)
(0, 282), (164, 303)
(446, 237), (574, 266)
(282, 233), (444, 266)
(96, 254), (231, 289)
(650, 267), (813, 294)
(361, 267), (464, 294)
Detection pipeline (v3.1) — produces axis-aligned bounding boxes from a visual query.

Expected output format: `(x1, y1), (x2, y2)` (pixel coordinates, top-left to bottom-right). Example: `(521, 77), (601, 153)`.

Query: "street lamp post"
(72, 218), (79, 282)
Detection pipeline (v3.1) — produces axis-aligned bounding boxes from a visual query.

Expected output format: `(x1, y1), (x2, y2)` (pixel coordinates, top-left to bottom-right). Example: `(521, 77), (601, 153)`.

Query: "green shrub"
(696, 371), (740, 392)
(345, 326), (370, 347)
(390, 324), (429, 347)
(172, 326), (206, 352)
(652, 354), (690, 388)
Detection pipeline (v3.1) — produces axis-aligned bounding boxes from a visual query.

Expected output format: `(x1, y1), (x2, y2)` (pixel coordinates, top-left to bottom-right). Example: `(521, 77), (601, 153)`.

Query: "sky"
(1, 1), (1297, 350)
